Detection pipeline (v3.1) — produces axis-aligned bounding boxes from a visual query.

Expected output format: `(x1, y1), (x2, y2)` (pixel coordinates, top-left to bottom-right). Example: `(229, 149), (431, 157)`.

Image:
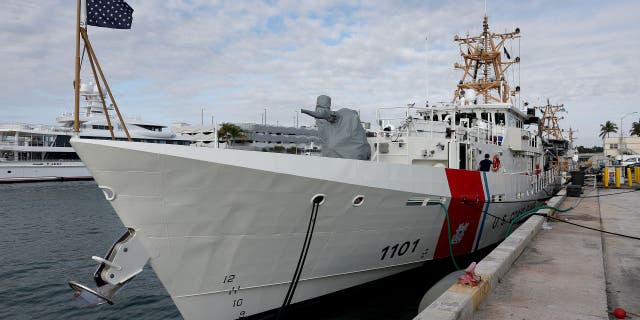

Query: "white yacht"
(69, 16), (562, 320)
(0, 82), (191, 182)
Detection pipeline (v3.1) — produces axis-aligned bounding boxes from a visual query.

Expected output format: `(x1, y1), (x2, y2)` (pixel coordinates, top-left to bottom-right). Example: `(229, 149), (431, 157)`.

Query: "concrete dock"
(417, 186), (640, 320)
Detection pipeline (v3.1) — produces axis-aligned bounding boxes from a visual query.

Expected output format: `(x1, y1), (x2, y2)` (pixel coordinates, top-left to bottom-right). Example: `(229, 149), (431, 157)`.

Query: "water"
(0, 181), (489, 320)
(0, 181), (180, 320)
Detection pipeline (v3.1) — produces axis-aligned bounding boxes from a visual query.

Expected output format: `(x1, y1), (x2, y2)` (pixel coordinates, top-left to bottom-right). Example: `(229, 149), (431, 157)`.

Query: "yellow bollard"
(628, 168), (633, 187)
(615, 167), (621, 188)
(636, 167), (640, 184)
(604, 167), (609, 187)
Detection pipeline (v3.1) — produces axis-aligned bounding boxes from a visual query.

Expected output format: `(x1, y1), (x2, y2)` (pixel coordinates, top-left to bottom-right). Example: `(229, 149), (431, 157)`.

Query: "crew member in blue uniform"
(479, 153), (492, 172)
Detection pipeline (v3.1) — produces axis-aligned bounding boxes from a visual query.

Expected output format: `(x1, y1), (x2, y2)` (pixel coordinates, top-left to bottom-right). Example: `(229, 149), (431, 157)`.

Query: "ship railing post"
(407, 134), (410, 164)
(375, 136), (379, 162)
(546, 170), (550, 185)
(545, 170), (548, 186)
(538, 175), (541, 191)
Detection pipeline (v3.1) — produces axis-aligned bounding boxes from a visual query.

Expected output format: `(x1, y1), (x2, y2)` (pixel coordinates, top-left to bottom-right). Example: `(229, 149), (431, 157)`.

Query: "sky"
(1, 0), (639, 146)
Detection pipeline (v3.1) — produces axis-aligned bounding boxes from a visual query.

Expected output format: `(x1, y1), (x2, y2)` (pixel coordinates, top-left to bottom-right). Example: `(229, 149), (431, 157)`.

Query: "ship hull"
(0, 161), (90, 182)
(71, 138), (557, 319)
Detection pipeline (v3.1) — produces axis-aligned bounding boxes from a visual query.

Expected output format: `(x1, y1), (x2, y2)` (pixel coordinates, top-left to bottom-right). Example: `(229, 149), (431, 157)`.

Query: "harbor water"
(0, 181), (487, 320)
(0, 181), (180, 320)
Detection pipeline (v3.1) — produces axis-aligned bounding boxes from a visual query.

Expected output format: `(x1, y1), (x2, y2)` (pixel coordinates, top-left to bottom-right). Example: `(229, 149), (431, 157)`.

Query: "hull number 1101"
(380, 239), (420, 260)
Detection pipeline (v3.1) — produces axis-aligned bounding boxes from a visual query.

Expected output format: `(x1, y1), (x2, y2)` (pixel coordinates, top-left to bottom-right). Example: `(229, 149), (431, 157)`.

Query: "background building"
(603, 136), (640, 158)
(172, 122), (321, 154)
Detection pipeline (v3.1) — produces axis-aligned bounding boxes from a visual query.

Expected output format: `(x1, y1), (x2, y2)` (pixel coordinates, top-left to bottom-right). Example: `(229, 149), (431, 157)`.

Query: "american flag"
(87, 0), (134, 29)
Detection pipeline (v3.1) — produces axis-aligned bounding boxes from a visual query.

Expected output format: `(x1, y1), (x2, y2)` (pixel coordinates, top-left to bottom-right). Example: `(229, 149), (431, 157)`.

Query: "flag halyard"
(87, 0), (133, 29)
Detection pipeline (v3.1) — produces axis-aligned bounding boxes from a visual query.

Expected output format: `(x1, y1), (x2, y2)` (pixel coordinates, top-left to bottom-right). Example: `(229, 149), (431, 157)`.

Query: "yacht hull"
(0, 161), (90, 182)
(71, 138), (556, 319)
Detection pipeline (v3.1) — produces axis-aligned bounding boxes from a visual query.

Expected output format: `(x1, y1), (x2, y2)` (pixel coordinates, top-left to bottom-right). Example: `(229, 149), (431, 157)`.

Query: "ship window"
(352, 195), (365, 207)
(137, 125), (163, 132)
(432, 114), (439, 121)
(7, 171), (11, 174)
(457, 113), (476, 125)
(495, 112), (505, 125)
(481, 112), (489, 121)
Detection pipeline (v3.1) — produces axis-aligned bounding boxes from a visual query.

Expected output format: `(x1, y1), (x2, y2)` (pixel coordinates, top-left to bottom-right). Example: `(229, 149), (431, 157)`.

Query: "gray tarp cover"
(302, 95), (371, 160)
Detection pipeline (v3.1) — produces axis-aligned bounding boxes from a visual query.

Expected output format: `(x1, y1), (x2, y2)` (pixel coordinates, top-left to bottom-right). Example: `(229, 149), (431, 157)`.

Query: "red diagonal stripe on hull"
(433, 169), (486, 259)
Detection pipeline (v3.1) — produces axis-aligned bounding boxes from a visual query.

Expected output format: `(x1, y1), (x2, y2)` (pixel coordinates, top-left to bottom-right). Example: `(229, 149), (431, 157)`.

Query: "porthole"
(352, 195), (365, 207)
(311, 194), (326, 205)
(7, 170), (11, 174)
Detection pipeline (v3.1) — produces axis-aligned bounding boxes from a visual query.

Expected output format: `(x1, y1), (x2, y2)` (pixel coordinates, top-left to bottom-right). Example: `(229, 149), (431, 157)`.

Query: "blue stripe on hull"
(474, 172), (491, 251)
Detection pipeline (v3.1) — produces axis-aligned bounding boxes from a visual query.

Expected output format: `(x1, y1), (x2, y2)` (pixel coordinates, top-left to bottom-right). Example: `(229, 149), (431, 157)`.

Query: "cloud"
(0, 0), (638, 146)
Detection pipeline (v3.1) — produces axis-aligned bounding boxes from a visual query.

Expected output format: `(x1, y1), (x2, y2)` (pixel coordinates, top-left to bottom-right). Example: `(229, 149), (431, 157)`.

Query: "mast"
(452, 16), (521, 104)
(72, 0), (133, 141)
(568, 127), (575, 143)
(539, 99), (566, 140)
(74, 0), (81, 133)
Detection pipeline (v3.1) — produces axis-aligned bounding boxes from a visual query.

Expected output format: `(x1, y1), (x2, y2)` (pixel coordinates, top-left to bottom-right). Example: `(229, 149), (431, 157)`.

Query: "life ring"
(491, 155), (501, 171)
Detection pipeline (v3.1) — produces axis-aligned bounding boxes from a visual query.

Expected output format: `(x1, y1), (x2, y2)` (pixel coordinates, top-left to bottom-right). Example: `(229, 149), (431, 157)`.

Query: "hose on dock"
(505, 205), (577, 237)
(436, 202), (461, 270)
(505, 190), (640, 241)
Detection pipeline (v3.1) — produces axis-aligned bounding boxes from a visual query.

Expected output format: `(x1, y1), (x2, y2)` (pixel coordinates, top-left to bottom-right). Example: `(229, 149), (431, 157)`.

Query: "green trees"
(576, 146), (603, 153)
(217, 123), (245, 146)
(630, 119), (640, 136)
(598, 121), (618, 140)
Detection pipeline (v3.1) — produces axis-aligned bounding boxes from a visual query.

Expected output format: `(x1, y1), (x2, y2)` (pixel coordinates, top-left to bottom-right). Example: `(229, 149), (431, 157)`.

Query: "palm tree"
(598, 121), (618, 140)
(630, 119), (640, 137)
(217, 123), (245, 146)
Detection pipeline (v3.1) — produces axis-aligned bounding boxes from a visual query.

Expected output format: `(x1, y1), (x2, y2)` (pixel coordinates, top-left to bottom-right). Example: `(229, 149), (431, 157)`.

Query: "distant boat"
(0, 82), (190, 182)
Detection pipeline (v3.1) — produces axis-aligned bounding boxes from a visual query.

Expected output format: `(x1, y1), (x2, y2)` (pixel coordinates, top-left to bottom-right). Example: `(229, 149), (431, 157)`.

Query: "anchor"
(68, 228), (149, 306)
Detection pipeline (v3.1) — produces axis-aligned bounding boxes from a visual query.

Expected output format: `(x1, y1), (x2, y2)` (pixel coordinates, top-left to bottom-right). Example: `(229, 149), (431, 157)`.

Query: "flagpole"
(74, 0), (81, 133)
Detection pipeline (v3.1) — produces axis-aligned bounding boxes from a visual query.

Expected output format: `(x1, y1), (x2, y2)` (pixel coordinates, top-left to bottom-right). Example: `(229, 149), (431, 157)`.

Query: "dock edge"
(414, 189), (567, 320)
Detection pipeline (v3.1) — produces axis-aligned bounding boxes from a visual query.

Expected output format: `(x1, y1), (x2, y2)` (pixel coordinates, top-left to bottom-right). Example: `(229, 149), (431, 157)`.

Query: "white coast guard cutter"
(68, 9), (560, 320)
